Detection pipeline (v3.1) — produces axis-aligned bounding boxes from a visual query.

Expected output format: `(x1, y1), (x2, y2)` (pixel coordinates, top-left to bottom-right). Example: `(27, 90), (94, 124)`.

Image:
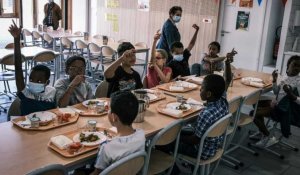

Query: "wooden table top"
(0, 69), (272, 174)
(0, 46), (60, 60)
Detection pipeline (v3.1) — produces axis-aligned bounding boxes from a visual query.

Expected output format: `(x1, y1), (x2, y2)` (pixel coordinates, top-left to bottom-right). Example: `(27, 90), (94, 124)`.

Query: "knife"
(163, 92), (187, 100)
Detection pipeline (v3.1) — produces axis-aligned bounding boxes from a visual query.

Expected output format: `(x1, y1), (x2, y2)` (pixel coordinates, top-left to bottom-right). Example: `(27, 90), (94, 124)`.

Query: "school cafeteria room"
(0, 0), (300, 174)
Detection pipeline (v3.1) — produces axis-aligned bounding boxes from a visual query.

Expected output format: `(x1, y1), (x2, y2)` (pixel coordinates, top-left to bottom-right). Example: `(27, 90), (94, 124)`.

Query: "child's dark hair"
(31, 64), (51, 80)
(110, 91), (139, 125)
(103, 36), (108, 40)
(203, 74), (225, 99)
(65, 55), (86, 71)
(170, 41), (184, 52)
(209, 41), (221, 51)
(169, 6), (182, 15)
(287, 55), (300, 68)
(117, 42), (135, 57)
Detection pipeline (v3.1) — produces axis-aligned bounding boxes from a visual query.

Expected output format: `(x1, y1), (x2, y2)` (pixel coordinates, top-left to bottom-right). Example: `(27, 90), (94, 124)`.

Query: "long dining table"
(0, 69), (273, 175)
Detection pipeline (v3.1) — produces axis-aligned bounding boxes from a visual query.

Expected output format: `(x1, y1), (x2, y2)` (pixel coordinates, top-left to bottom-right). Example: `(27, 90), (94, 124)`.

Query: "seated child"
(91, 91), (145, 174)
(55, 56), (93, 107)
(8, 21), (56, 116)
(167, 24), (199, 79)
(254, 55), (300, 147)
(104, 42), (143, 97)
(146, 31), (172, 88)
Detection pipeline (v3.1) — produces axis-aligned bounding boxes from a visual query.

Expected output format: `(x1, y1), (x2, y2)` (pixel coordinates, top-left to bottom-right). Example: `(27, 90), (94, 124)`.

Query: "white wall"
(72, 0), (87, 32)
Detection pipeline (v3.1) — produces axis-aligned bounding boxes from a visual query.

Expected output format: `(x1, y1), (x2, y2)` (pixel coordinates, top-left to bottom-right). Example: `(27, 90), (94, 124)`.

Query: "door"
(218, 0), (267, 71)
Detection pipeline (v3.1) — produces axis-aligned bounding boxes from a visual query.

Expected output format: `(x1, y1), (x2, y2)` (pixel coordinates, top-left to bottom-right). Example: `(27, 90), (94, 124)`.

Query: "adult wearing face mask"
(157, 6), (182, 63)
(43, 0), (62, 30)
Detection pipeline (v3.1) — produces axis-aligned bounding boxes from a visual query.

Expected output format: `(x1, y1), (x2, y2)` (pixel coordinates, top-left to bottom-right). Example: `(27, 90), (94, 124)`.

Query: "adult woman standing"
(157, 6), (182, 63)
(43, 0), (62, 30)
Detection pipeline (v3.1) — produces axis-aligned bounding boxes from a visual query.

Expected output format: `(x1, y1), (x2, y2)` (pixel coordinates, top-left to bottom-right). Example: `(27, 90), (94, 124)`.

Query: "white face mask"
(173, 54), (184, 62)
(172, 15), (181, 23)
(27, 82), (46, 94)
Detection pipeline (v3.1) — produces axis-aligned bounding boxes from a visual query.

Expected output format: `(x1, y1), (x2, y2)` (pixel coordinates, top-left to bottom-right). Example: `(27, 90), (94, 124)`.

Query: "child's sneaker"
(255, 136), (278, 148)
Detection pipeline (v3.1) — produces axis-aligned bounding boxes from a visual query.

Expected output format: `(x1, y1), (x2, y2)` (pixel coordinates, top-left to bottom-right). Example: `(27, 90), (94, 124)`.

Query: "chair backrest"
(93, 34), (103, 39)
(43, 33), (53, 44)
(118, 39), (128, 43)
(88, 42), (101, 54)
(5, 42), (24, 49)
(75, 40), (88, 49)
(227, 96), (243, 136)
(61, 37), (72, 48)
(0, 54), (25, 65)
(32, 51), (56, 62)
(99, 151), (147, 175)
(135, 42), (148, 48)
(32, 31), (42, 40)
(74, 31), (82, 35)
(101, 46), (115, 57)
(95, 80), (109, 98)
(23, 29), (32, 36)
(242, 89), (262, 117)
(108, 37), (115, 43)
(26, 164), (67, 175)
(7, 98), (21, 121)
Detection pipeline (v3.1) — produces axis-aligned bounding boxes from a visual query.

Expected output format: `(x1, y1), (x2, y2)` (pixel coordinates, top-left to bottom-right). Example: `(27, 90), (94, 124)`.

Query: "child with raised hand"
(104, 42), (143, 97)
(167, 24), (199, 79)
(254, 55), (300, 147)
(146, 30), (172, 88)
(8, 20), (56, 116)
(54, 55), (93, 107)
(90, 91), (145, 175)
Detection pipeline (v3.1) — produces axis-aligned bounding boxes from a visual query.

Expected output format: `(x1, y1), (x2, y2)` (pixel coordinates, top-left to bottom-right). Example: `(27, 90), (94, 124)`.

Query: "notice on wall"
(105, 0), (119, 8)
(105, 13), (119, 32)
(138, 0), (150, 11)
(236, 11), (250, 31)
(239, 0), (253, 8)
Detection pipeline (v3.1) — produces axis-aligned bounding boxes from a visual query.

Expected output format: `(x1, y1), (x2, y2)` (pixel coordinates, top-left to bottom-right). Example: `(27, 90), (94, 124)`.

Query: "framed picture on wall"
(236, 11), (250, 31)
(239, 0), (253, 8)
(226, 0), (237, 6)
(138, 0), (149, 11)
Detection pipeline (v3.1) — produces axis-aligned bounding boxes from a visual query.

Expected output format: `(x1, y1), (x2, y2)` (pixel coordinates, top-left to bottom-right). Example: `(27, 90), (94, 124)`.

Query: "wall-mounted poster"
(239, 0), (253, 8)
(236, 11), (250, 31)
(138, 0), (149, 11)
(226, 0), (237, 6)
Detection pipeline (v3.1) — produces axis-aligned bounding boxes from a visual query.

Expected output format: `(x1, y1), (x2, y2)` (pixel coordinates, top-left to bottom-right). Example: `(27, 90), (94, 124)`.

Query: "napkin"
(162, 108), (183, 118)
(186, 98), (203, 105)
(169, 86), (184, 91)
(50, 135), (73, 150)
(109, 127), (117, 133)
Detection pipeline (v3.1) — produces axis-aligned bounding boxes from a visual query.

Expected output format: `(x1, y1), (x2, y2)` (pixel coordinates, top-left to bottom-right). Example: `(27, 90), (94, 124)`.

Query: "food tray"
(157, 82), (198, 93)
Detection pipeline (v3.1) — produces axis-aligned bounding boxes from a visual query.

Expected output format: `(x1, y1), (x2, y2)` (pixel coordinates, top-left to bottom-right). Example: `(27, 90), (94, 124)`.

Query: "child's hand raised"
(8, 20), (22, 38)
(154, 29), (161, 41)
(272, 70), (278, 83)
(192, 24), (199, 31)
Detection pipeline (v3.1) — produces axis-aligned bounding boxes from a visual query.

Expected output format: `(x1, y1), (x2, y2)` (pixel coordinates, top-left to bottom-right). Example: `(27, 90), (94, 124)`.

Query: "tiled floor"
(0, 65), (300, 175)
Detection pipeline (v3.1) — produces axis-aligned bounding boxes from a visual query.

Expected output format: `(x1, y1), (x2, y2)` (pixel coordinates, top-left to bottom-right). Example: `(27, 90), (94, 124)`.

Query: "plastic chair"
(100, 45), (116, 64)
(95, 80), (109, 98)
(134, 42), (148, 78)
(75, 39), (88, 56)
(100, 151), (147, 175)
(74, 31), (82, 36)
(108, 37), (115, 43)
(32, 31), (43, 46)
(43, 33), (54, 48)
(86, 43), (104, 82)
(26, 164), (67, 175)
(135, 42), (148, 48)
(225, 89), (262, 167)
(118, 39), (128, 43)
(31, 51), (56, 85)
(22, 29), (34, 46)
(93, 34), (103, 39)
(177, 113), (232, 175)
(143, 119), (183, 175)
(61, 37), (74, 57)
(7, 98), (21, 121)
(221, 96), (244, 169)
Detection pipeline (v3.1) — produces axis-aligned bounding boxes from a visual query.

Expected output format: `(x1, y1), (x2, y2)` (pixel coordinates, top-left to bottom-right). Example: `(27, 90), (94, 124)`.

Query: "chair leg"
(204, 164), (210, 175)
(221, 157), (239, 170)
(280, 140), (299, 151)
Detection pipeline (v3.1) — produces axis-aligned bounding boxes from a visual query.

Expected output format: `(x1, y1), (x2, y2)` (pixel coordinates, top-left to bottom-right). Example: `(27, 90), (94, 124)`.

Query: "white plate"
(147, 93), (158, 101)
(82, 99), (107, 107)
(73, 132), (107, 146)
(242, 77), (263, 83)
(27, 111), (55, 122)
(177, 81), (198, 88)
(166, 102), (191, 112)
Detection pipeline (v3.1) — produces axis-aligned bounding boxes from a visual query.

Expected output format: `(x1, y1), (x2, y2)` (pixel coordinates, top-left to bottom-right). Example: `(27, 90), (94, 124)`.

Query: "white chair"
(43, 33), (54, 48)
(22, 29), (34, 46)
(26, 164), (67, 175)
(32, 31), (43, 46)
(95, 80), (109, 98)
(93, 34), (103, 39)
(178, 113), (232, 175)
(100, 45), (116, 64)
(87, 43), (103, 82)
(143, 119), (183, 175)
(61, 37), (74, 57)
(225, 89), (262, 167)
(75, 39), (88, 56)
(73, 31), (82, 36)
(7, 98), (21, 121)
(100, 151), (147, 175)
(134, 42), (148, 78)
(221, 96), (243, 169)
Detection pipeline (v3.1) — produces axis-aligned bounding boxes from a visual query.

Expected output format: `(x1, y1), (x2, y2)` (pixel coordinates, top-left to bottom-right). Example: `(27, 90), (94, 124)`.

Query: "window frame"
(0, 0), (19, 18)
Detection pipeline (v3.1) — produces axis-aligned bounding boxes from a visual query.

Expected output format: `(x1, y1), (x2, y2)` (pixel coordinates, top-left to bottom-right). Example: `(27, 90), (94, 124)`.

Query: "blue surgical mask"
(172, 15), (181, 23)
(173, 54), (184, 62)
(27, 82), (46, 94)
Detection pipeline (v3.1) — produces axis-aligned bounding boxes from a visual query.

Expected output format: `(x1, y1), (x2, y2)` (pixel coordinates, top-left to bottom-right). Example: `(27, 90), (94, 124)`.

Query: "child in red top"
(146, 31), (172, 88)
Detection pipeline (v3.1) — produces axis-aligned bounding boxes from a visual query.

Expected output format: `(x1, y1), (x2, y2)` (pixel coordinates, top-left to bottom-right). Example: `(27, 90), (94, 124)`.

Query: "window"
(0, 0), (18, 18)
